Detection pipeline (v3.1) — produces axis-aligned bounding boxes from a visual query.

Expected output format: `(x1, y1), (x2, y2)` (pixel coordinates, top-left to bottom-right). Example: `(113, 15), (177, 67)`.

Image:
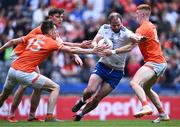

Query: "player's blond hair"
(136, 4), (151, 16)
(137, 4), (151, 11)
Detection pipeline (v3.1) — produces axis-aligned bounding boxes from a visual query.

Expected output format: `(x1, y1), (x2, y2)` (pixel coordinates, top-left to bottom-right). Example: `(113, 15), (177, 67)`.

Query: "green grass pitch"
(1, 120), (180, 127)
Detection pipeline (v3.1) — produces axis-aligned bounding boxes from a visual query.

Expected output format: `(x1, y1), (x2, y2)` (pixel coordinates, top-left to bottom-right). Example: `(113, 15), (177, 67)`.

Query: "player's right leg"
(0, 88), (14, 107)
(72, 74), (103, 113)
(7, 85), (26, 122)
(130, 66), (154, 118)
(40, 78), (60, 122)
(73, 82), (113, 121)
(27, 89), (42, 122)
(0, 68), (17, 108)
(72, 62), (104, 113)
(27, 66), (43, 121)
(13, 69), (60, 122)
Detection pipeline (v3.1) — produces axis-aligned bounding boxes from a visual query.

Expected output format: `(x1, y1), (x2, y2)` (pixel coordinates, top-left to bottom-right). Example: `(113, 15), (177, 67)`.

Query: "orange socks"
(46, 113), (53, 119)
(142, 101), (148, 106)
(157, 107), (164, 114)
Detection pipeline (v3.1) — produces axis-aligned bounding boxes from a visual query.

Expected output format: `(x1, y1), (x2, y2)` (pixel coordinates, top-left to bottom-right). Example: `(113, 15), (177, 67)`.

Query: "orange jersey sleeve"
(135, 21), (166, 63)
(12, 35), (64, 73)
(12, 26), (42, 57)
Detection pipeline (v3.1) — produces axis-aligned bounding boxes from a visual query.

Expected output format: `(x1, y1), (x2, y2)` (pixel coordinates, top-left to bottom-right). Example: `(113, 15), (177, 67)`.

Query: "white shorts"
(144, 62), (167, 76)
(4, 67), (47, 89)
(10, 50), (18, 63)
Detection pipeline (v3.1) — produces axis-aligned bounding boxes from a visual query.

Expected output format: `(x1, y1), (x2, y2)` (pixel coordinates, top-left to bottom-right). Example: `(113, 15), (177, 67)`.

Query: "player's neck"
(45, 34), (54, 39)
(140, 18), (149, 25)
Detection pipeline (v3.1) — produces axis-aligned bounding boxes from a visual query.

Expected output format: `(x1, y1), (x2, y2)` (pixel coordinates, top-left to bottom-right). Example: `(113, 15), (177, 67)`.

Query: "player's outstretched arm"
(61, 45), (106, 55)
(129, 33), (148, 43)
(115, 42), (137, 53)
(62, 40), (92, 48)
(102, 42), (137, 57)
(0, 38), (22, 52)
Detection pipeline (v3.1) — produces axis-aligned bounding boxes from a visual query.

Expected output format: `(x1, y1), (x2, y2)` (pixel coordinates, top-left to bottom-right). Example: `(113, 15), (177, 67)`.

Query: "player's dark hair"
(41, 20), (55, 34)
(48, 8), (64, 16)
(108, 12), (123, 23)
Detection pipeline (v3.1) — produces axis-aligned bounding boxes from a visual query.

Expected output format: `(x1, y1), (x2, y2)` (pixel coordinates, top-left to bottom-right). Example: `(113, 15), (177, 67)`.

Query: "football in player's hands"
(98, 38), (113, 49)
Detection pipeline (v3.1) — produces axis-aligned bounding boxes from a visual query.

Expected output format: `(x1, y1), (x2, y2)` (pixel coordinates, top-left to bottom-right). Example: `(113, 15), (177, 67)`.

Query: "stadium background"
(0, 0), (179, 120)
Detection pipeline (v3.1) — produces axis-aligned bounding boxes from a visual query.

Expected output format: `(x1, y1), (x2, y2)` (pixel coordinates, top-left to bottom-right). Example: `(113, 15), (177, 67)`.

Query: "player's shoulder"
(28, 25), (42, 35)
(121, 26), (131, 32)
(120, 26), (133, 34)
(141, 21), (154, 29)
(120, 26), (127, 32)
(101, 24), (111, 29)
(23, 33), (36, 39)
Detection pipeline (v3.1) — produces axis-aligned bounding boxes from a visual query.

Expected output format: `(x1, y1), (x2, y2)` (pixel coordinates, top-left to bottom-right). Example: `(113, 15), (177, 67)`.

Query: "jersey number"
(26, 38), (44, 51)
(153, 29), (159, 43)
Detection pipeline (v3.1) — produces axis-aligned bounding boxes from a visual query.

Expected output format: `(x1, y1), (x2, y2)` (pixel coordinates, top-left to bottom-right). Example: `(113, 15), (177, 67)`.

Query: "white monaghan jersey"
(98, 24), (133, 70)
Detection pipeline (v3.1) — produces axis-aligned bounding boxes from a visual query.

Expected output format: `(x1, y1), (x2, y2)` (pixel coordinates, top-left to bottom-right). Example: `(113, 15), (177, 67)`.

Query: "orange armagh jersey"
(135, 21), (166, 63)
(12, 26), (42, 57)
(12, 34), (64, 73)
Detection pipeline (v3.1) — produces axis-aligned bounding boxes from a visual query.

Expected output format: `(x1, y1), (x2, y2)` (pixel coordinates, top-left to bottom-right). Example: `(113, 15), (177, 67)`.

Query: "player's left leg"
(73, 82), (113, 121)
(27, 89), (42, 121)
(0, 87), (14, 107)
(143, 75), (169, 123)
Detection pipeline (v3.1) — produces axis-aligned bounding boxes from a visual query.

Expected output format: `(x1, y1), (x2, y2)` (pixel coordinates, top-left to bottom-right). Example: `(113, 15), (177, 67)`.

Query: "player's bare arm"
(61, 44), (107, 55)
(129, 33), (149, 43)
(102, 42), (137, 57)
(90, 34), (103, 48)
(0, 38), (22, 52)
(61, 40), (92, 48)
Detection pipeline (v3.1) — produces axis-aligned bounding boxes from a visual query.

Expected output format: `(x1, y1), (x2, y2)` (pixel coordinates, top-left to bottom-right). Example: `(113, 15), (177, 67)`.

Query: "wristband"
(111, 50), (116, 55)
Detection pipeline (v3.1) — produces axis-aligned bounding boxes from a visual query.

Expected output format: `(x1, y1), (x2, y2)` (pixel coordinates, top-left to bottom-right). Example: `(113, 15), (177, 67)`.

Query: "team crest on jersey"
(120, 26), (126, 32)
(92, 69), (97, 73)
(104, 24), (110, 29)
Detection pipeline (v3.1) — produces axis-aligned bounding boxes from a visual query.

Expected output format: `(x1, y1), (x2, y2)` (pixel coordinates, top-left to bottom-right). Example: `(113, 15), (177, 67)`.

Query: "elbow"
(125, 46), (134, 52)
(127, 47), (133, 52)
(10, 40), (17, 45)
(68, 47), (77, 54)
(128, 44), (136, 52)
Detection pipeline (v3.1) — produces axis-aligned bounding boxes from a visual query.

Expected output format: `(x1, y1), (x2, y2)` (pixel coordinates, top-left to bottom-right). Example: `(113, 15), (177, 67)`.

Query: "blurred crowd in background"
(0, 0), (179, 91)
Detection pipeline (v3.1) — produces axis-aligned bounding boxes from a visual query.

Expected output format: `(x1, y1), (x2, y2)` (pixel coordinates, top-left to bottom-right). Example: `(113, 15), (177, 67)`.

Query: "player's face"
(50, 13), (64, 27)
(49, 25), (57, 40)
(110, 18), (122, 33)
(136, 10), (143, 23)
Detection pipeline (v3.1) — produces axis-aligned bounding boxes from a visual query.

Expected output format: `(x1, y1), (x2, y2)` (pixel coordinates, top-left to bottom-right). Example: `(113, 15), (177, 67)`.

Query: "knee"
(19, 86), (26, 91)
(130, 80), (137, 88)
(54, 84), (60, 91)
(50, 83), (60, 92)
(85, 87), (96, 95)
(33, 89), (42, 95)
(143, 85), (150, 93)
(92, 95), (102, 103)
